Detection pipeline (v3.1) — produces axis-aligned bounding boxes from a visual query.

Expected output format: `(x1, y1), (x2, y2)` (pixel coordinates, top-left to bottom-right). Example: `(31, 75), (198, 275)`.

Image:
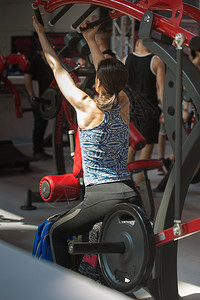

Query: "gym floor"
(0, 91), (200, 299)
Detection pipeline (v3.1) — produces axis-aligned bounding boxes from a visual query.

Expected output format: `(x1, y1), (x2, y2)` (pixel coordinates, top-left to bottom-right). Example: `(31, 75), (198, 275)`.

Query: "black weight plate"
(64, 32), (80, 49)
(99, 203), (155, 294)
(39, 87), (62, 120)
(77, 39), (90, 56)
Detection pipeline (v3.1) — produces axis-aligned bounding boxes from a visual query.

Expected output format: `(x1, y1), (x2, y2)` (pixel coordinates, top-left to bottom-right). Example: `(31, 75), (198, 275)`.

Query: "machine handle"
(32, 4), (44, 26)
(79, 16), (110, 32)
(71, 5), (97, 30)
(49, 4), (74, 26)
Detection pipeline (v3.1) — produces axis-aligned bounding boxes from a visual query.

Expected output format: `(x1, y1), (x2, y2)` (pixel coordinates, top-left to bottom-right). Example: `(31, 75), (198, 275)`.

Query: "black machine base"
(20, 189), (44, 210)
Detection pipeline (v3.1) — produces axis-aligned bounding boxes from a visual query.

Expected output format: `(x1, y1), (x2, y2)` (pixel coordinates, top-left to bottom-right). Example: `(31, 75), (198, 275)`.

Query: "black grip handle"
(32, 4), (44, 26)
(79, 16), (110, 32)
(49, 4), (74, 26)
(71, 5), (97, 30)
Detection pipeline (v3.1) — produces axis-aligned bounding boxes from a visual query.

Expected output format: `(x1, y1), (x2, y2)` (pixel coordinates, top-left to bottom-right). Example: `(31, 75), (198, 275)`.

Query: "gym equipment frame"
(31, 0), (200, 299)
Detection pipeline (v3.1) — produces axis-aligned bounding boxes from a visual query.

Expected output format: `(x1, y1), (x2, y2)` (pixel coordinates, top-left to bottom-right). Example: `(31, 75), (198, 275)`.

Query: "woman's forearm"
(81, 23), (105, 71)
(33, 16), (75, 88)
(24, 74), (35, 97)
(86, 38), (105, 71)
(37, 31), (59, 73)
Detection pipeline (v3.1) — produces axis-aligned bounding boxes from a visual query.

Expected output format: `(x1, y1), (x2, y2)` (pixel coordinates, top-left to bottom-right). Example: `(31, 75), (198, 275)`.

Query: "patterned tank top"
(79, 103), (130, 186)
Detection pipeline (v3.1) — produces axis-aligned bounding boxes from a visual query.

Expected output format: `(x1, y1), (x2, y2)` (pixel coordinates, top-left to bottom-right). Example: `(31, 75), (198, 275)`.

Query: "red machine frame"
(32, 0), (200, 47)
(0, 54), (30, 118)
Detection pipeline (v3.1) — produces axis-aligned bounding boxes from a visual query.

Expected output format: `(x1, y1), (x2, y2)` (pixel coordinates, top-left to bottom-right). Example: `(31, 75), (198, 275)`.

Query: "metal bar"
(175, 47), (182, 222)
(32, 4), (44, 26)
(174, 33), (185, 235)
(49, 4), (74, 26)
(154, 218), (200, 247)
(151, 3), (200, 24)
(32, 97), (51, 105)
(79, 16), (111, 32)
(71, 4), (97, 30)
(68, 242), (125, 254)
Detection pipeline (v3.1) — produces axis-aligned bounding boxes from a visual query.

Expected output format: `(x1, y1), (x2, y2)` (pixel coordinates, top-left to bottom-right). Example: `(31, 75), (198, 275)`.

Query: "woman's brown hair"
(95, 58), (128, 111)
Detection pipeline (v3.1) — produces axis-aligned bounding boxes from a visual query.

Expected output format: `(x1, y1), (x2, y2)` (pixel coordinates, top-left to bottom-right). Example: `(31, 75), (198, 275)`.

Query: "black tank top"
(125, 53), (158, 106)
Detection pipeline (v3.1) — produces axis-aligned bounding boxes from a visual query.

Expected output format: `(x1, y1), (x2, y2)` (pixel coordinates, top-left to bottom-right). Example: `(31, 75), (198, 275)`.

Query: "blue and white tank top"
(79, 103), (130, 186)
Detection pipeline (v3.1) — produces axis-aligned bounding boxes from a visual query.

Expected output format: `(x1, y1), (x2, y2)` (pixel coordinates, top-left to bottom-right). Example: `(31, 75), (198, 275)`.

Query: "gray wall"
(0, 0), (98, 56)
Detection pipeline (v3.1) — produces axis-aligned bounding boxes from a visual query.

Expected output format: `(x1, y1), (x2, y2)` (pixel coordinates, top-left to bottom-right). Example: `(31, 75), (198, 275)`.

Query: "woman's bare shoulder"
(119, 90), (129, 105)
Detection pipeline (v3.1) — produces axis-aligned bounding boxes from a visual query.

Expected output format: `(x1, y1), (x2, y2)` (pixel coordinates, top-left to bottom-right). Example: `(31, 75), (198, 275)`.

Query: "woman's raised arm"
(32, 16), (89, 111)
(81, 22), (105, 71)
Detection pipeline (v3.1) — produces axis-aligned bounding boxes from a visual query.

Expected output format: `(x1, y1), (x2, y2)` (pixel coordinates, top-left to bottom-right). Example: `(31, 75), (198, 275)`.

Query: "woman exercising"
(33, 17), (141, 268)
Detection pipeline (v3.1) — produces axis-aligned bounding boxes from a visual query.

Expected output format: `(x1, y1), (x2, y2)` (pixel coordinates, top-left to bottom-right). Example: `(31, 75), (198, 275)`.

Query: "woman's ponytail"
(95, 91), (119, 111)
(96, 58), (128, 111)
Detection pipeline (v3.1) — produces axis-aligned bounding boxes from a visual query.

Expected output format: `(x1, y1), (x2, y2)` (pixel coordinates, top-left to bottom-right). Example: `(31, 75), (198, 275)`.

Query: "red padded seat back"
(39, 174), (80, 202)
(73, 129), (83, 178)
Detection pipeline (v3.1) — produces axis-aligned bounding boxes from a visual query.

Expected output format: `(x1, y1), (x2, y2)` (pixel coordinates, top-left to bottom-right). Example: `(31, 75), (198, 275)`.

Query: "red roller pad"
(39, 129), (83, 203)
(40, 174), (80, 202)
(129, 122), (147, 151)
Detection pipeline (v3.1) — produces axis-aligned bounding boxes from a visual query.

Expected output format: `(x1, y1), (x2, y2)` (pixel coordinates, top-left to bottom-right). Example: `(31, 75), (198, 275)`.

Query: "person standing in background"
(122, 38), (166, 185)
(24, 42), (54, 161)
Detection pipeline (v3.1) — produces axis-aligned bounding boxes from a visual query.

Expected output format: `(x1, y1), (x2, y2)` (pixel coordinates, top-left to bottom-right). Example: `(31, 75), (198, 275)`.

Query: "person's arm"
(121, 56), (127, 64)
(24, 73), (37, 105)
(32, 16), (89, 111)
(81, 22), (105, 71)
(153, 56), (166, 105)
(182, 100), (189, 123)
(24, 73), (34, 97)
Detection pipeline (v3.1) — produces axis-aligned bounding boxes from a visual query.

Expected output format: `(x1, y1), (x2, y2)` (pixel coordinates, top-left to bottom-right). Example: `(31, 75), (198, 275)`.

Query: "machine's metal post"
(120, 16), (127, 58)
(111, 1), (136, 59)
(52, 106), (66, 174)
(173, 33), (185, 237)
